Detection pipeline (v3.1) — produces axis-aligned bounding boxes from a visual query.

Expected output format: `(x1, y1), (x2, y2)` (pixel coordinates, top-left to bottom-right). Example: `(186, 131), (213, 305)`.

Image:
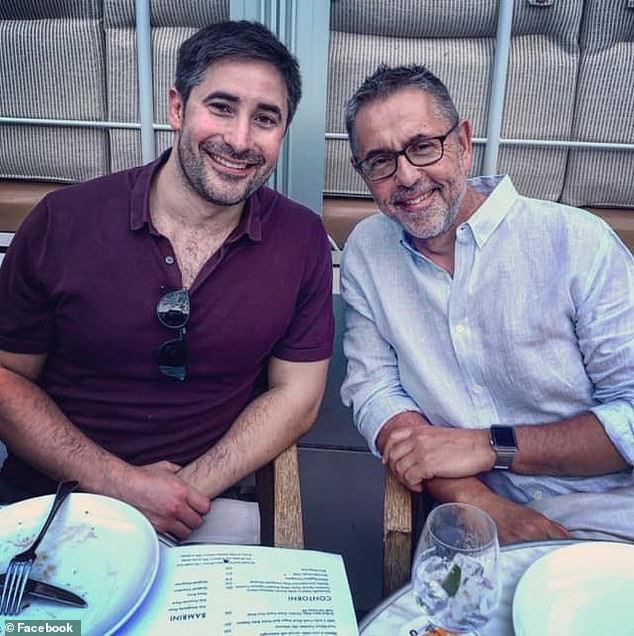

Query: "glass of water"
(411, 503), (500, 635)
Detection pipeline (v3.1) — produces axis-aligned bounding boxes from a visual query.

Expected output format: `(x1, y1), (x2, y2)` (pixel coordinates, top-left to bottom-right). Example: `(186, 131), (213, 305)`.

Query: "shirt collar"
(130, 150), (169, 231)
(129, 148), (263, 242)
(235, 189), (263, 242)
(399, 175), (519, 255)
(463, 175), (519, 248)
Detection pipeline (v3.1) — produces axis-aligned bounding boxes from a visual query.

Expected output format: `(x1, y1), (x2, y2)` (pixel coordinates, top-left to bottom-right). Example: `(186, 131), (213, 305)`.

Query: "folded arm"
(377, 414), (573, 543)
(376, 229), (634, 484)
(379, 409), (629, 491)
(0, 350), (210, 538)
(177, 356), (329, 499)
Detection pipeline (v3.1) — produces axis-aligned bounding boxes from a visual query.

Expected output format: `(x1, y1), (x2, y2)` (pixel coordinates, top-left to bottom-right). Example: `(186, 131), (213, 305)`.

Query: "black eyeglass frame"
(354, 120), (461, 182)
(156, 287), (190, 381)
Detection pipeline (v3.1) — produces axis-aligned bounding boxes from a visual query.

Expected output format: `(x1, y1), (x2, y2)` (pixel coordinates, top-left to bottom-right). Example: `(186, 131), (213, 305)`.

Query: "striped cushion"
(0, 0), (101, 20)
(326, 0), (582, 202)
(561, 0), (634, 207)
(104, 0), (229, 172)
(0, 9), (108, 182)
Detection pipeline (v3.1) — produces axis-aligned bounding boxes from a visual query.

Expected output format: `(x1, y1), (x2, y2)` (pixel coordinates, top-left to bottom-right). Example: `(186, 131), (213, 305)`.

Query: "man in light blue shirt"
(340, 64), (634, 543)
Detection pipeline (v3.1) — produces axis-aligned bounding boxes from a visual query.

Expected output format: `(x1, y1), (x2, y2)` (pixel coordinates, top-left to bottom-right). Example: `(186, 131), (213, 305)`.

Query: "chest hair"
(169, 226), (234, 289)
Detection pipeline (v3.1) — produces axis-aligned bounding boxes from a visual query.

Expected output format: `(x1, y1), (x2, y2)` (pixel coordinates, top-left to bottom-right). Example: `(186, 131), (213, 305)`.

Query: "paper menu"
(117, 544), (359, 635)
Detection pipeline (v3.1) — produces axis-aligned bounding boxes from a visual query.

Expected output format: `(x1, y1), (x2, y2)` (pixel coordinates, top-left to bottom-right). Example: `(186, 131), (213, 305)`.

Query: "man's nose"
(393, 155), (420, 188)
(225, 116), (252, 152)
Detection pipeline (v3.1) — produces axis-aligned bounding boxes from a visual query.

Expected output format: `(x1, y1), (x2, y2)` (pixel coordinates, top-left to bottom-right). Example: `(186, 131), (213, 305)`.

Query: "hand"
(120, 461), (211, 540)
(381, 418), (494, 489)
(475, 492), (573, 545)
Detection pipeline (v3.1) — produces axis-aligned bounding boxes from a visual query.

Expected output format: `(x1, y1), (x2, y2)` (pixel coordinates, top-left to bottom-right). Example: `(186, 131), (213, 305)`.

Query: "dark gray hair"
(345, 64), (459, 157)
(175, 20), (302, 126)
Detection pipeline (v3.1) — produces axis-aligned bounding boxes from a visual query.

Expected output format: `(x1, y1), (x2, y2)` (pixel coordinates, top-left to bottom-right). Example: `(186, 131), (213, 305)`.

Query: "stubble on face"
(176, 130), (274, 207)
(381, 163), (468, 240)
(354, 88), (473, 243)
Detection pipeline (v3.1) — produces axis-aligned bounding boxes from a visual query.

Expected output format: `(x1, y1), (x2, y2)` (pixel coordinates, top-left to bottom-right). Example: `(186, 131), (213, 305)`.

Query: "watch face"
(492, 426), (516, 447)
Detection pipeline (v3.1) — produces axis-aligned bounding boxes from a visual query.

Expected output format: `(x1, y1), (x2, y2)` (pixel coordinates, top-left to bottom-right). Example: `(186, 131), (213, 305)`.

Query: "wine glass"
(411, 503), (501, 635)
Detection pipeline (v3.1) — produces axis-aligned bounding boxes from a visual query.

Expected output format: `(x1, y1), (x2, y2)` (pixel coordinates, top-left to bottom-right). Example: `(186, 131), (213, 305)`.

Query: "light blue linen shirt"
(340, 175), (634, 503)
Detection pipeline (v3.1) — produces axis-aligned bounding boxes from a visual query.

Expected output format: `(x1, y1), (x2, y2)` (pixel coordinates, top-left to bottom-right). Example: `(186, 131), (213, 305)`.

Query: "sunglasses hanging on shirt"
(156, 287), (190, 381)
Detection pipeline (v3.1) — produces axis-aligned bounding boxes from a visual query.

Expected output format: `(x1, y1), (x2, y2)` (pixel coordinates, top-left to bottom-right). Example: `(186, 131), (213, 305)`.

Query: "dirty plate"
(0, 493), (159, 635)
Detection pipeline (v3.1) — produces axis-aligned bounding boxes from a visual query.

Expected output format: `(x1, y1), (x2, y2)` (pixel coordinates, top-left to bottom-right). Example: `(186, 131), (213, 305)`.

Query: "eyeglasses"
(156, 287), (190, 381)
(354, 121), (460, 182)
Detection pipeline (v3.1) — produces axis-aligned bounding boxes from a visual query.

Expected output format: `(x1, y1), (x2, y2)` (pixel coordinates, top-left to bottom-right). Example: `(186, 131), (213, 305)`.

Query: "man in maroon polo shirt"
(0, 21), (333, 541)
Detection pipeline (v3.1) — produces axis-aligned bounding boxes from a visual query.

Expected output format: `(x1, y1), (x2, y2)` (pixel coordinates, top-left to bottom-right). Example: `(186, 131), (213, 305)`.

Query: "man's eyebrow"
(204, 91), (283, 120)
(204, 90), (239, 103)
(363, 132), (436, 158)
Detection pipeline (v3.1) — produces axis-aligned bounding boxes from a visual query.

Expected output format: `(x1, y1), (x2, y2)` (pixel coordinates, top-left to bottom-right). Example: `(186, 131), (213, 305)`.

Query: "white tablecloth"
(359, 539), (577, 635)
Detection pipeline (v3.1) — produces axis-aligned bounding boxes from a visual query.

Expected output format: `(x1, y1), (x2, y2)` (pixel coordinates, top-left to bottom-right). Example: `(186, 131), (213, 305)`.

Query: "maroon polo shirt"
(0, 151), (334, 495)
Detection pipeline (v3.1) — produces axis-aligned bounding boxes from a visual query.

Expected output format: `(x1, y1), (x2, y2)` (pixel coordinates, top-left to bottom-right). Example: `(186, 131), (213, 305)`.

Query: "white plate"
(0, 493), (159, 635)
(512, 541), (634, 635)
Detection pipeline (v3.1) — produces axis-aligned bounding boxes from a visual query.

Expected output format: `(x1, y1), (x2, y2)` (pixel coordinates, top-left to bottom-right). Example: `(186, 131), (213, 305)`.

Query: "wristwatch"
(488, 425), (517, 470)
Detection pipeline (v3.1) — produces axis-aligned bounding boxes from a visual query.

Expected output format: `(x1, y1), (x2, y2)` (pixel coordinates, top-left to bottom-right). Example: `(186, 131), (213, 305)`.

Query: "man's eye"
(410, 141), (435, 155)
(209, 102), (232, 114)
(255, 114), (278, 127)
(366, 154), (391, 169)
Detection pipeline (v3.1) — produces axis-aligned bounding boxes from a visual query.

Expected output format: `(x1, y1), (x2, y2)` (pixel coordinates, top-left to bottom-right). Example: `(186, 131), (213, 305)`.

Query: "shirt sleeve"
(339, 232), (420, 456)
(576, 227), (634, 465)
(271, 217), (334, 363)
(0, 199), (55, 354)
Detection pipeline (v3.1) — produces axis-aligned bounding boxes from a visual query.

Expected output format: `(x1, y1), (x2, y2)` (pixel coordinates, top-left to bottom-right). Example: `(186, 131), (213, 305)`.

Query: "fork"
(0, 480), (79, 615)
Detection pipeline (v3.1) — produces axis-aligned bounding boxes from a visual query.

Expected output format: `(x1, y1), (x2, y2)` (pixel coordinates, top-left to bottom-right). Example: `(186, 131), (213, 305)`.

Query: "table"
(359, 539), (578, 635)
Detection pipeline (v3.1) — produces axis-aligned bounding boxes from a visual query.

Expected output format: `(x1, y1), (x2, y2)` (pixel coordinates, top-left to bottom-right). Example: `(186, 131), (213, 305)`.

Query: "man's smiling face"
(169, 58), (288, 207)
(353, 87), (472, 240)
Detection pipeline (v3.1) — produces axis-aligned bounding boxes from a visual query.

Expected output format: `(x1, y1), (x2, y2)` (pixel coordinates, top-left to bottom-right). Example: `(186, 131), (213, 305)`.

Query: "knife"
(0, 574), (87, 607)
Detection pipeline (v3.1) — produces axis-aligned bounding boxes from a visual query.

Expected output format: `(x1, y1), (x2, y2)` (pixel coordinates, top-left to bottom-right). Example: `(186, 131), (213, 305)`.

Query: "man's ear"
(455, 118), (474, 172)
(168, 87), (185, 131)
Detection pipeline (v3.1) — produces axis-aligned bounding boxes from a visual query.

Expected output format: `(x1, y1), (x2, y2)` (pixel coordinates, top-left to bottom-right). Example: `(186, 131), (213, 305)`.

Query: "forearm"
(0, 366), (134, 496)
(179, 360), (326, 498)
(457, 411), (628, 477)
(380, 409), (629, 490)
(512, 411), (628, 475)
(424, 476), (572, 544)
(424, 475), (493, 506)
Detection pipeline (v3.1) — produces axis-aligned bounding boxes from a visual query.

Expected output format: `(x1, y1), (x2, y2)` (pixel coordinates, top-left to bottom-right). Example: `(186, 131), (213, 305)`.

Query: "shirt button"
(473, 384), (483, 394)
(165, 256), (174, 265)
(455, 324), (465, 334)
(533, 490), (543, 500)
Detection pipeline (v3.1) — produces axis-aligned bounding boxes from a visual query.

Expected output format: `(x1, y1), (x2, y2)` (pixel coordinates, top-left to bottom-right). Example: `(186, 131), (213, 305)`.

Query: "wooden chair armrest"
(383, 468), (415, 596)
(256, 443), (304, 549)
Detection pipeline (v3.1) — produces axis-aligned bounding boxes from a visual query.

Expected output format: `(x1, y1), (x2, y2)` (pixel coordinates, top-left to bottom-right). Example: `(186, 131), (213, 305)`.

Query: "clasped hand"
(380, 415), (494, 491)
(125, 461), (210, 540)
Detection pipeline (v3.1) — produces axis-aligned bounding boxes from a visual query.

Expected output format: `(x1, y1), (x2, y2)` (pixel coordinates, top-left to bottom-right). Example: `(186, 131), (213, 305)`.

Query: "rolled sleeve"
(591, 400), (634, 465)
(578, 228), (634, 465)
